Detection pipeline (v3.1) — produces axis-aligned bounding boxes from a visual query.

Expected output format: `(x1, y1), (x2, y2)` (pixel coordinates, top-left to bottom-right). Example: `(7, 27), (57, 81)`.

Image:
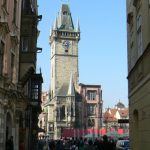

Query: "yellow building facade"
(126, 0), (150, 150)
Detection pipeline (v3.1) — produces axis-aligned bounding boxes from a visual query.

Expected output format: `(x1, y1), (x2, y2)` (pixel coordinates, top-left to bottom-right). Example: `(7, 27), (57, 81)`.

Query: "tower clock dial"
(62, 40), (70, 49)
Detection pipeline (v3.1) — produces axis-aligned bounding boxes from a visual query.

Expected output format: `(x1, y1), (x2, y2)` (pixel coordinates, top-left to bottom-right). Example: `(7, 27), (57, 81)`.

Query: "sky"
(37, 0), (128, 109)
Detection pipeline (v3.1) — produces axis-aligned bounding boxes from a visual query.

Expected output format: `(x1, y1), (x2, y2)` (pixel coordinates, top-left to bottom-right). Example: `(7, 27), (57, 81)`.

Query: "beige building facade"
(0, 0), (43, 150)
(0, 0), (22, 149)
(126, 0), (150, 150)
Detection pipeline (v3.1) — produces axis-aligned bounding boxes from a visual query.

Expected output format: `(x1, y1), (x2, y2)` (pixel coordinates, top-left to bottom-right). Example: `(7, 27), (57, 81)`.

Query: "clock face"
(62, 40), (70, 49)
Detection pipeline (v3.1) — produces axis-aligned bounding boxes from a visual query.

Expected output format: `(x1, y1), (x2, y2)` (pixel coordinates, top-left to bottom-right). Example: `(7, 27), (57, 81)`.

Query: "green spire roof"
(56, 4), (74, 30)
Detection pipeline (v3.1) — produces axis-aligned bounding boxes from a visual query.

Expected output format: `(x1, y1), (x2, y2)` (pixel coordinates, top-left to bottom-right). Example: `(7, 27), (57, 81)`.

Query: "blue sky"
(37, 0), (128, 109)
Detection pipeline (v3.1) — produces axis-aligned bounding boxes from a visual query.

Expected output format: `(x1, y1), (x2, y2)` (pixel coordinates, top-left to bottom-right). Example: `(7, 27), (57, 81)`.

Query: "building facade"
(126, 0), (150, 150)
(0, 0), (43, 150)
(78, 84), (103, 137)
(41, 3), (103, 139)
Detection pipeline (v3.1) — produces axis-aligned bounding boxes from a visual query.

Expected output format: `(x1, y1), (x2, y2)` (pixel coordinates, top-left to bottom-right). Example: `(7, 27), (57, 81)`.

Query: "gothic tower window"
(63, 11), (68, 15)
(60, 105), (65, 120)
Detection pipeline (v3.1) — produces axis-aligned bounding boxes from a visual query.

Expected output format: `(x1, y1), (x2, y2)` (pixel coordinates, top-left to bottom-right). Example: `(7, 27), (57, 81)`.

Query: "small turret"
(76, 18), (80, 32)
(53, 17), (58, 30)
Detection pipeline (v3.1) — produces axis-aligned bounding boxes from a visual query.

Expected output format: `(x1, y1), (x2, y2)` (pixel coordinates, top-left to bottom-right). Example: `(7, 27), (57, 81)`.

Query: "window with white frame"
(87, 91), (96, 100)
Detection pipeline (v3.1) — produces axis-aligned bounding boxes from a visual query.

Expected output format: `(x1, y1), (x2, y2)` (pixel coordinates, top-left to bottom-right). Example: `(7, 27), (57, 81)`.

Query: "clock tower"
(49, 3), (80, 139)
(50, 3), (80, 98)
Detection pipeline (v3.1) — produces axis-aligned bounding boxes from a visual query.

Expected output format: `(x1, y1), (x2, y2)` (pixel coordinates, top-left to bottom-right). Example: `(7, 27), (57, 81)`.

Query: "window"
(63, 11), (68, 15)
(87, 91), (96, 100)
(31, 84), (39, 100)
(136, 14), (142, 31)
(49, 123), (54, 131)
(0, 42), (4, 75)
(22, 0), (31, 13)
(137, 29), (142, 57)
(3, 0), (7, 8)
(60, 105), (65, 120)
(11, 53), (15, 81)
(87, 104), (96, 116)
(88, 119), (95, 127)
(21, 37), (29, 52)
(136, 14), (143, 57)
(13, 0), (17, 24)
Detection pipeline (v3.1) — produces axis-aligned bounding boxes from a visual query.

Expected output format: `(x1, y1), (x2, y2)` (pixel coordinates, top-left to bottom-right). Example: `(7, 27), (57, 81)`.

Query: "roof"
(115, 102), (125, 109)
(67, 73), (75, 96)
(57, 83), (69, 96)
(55, 4), (74, 31)
(103, 107), (129, 123)
(79, 83), (101, 88)
(57, 73), (75, 96)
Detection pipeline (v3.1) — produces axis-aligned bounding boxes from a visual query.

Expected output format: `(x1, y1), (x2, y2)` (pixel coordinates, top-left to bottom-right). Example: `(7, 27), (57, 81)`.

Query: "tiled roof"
(103, 107), (129, 123)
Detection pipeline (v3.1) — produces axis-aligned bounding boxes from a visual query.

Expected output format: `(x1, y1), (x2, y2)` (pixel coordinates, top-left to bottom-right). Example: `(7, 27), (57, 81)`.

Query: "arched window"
(133, 109), (139, 149)
(60, 105), (65, 120)
(63, 11), (68, 15)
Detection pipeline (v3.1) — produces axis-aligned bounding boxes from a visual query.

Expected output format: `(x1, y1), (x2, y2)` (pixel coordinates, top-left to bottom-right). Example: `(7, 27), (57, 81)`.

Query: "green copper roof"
(55, 4), (74, 31)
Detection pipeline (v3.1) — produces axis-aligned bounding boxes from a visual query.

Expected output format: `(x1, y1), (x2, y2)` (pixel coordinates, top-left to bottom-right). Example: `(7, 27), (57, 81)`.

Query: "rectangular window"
(136, 14), (143, 57)
(137, 29), (142, 57)
(3, 0), (7, 8)
(31, 84), (39, 100)
(21, 37), (29, 52)
(87, 91), (96, 100)
(13, 0), (17, 24)
(0, 42), (4, 75)
(11, 53), (15, 81)
(136, 14), (142, 31)
(87, 104), (96, 116)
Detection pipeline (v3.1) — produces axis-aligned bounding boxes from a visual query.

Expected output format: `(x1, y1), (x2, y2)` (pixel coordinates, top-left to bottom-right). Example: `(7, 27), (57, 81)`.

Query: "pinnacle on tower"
(76, 18), (80, 32)
(53, 17), (58, 30)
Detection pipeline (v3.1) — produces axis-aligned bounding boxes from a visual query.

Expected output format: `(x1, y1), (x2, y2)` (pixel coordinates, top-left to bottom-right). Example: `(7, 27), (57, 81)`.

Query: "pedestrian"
(6, 136), (14, 150)
(43, 141), (50, 150)
(101, 135), (113, 150)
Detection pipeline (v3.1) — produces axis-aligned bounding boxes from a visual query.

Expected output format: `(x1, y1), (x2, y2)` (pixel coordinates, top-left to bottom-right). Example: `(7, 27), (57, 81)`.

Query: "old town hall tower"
(50, 4), (80, 97)
(49, 3), (80, 139)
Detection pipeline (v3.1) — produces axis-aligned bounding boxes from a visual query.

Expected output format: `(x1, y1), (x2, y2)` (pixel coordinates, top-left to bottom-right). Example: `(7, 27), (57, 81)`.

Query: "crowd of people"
(38, 135), (116, 150)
